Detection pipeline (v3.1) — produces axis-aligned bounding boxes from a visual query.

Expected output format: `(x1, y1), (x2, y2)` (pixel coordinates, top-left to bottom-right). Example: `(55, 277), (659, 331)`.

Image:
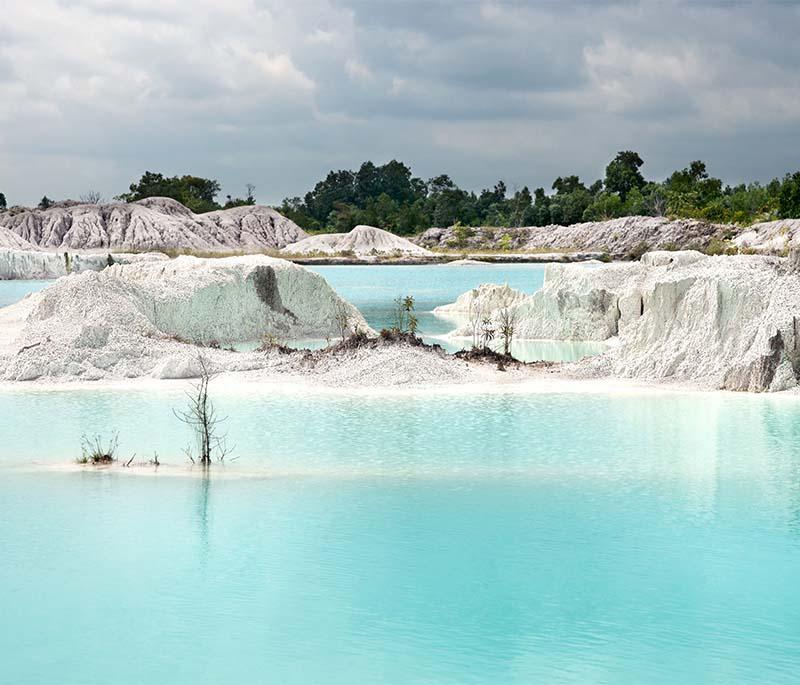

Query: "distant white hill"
(0, 197), (307, 251)
(282, 224), (434, 257)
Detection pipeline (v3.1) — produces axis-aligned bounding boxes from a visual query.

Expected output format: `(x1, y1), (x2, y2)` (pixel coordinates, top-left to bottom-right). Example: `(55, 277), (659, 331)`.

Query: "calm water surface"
(309, 264), (607, 360)
(0, 266), (607, 361)
(0, 279), (49, 307)
(2, 388), (800, 683)
(1, 269), (800, 683)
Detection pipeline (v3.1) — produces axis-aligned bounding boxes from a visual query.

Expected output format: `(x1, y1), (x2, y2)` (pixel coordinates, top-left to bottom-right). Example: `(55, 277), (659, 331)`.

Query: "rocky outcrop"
(0, 255), (368, 380)
(732, 219), (800, 254)
(283, 224), (434, 258)
(416, 216), (728, 258)
(0, 198), (307, 251)
(433, 284), (528, 319)
(437, 251), (800, 392)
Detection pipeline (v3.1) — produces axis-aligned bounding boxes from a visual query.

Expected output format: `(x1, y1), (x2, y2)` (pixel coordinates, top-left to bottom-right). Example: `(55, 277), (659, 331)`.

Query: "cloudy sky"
(1, 0), (799, 206)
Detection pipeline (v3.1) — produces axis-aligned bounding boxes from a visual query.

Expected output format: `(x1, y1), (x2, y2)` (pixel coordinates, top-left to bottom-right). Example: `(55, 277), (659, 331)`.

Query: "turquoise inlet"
(1, 266), (799, 683)
(0, 279), (49, 307)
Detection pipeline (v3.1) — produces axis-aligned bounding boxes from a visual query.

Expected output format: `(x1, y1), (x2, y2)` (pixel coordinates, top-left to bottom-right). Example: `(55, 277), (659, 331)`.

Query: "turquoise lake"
(1, 266), (800, 683)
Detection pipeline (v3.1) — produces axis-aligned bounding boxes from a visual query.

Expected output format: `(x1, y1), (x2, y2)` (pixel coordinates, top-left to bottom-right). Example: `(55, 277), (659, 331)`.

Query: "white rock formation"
(732, 219), (800, 254)
(416, 216), (726, 257)
(433, 284), (528, 321)
(0, 255), (368, 381)
(0, 198), (306, 251)
(0, 248), (168, 280)
(0, 250), (64, 279)
(282, 224), (435, 258)
(438, 251), (800, 391)
(0, 226), (37, 250)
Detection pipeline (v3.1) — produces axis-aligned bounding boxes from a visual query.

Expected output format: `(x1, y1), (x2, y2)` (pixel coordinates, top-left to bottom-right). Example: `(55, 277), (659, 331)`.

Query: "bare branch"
(80, 190), (103, 204)
(174, 355), (231, 466)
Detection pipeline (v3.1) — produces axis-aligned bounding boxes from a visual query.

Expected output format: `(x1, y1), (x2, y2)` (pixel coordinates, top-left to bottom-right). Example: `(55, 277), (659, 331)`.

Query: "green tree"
(223, 183), (256, 209)
(532, 187), (551, 225)
(305, 169), (356, 223)
(550, 176), (592, 225)
(0, 192), (6, 210)
(664, 161), (722, 216)
(431, 189), (465, 227)
(623, 186), (647, 216)
(119, 171), (222, 213)
(508, 186), (533, 227)
(552, 175), (585, 196)
(583, 192), (624, 221)
(778, 172), (800, 219)
(39, 196), (52, 210)
(604, 150), (645, 200)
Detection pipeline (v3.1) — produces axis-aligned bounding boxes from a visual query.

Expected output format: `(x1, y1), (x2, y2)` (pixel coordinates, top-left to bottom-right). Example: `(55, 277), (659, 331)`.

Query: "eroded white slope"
(0, 198), (307, 251)
(0, 255), (368, 381)
(0, 226), (38, 250)
(437, 251), (800, 391)
(283, 225), (434, 257)
(417, 216), (727, 256)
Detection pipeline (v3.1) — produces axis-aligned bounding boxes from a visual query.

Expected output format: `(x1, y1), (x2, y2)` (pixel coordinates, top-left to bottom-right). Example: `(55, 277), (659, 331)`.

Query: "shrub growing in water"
(391, 295), (418, 334)
(77, 432), (119, 464)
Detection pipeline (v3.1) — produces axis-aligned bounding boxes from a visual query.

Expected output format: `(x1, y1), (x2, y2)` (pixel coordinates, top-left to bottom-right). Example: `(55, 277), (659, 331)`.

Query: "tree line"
(3, 154), (799, 232)
(279, 154), (800, 234)
(117, 173), (256, 213)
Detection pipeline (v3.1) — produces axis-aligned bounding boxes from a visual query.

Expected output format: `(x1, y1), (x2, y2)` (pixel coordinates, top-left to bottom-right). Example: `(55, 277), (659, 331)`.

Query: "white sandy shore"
(2, 364), (798, 400)
(13, 457), (699, 481)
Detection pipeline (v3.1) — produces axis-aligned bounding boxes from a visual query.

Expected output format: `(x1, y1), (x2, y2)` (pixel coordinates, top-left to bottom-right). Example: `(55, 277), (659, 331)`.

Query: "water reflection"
(196, 467), (211, 560)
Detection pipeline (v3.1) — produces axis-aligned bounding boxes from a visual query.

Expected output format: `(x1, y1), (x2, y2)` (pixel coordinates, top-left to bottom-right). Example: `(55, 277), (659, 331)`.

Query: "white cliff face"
(0, 255), (368, 381)
(283, 225), (434, 257)
(0, 248), (168, 280)
(0, 250), (67, 279)
(0, 198), (307, 251)
(437, 251), (800, 391)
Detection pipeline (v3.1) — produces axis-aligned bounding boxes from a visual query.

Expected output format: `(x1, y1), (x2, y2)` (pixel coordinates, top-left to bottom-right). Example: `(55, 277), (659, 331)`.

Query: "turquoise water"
(0, 266), (606, 362)
(308, 264), (607, 361)
(0, 279), (49, 307)
(310, 263), (546, 336)
(2, 269), (800, 682)
(1, 388), (800, 682)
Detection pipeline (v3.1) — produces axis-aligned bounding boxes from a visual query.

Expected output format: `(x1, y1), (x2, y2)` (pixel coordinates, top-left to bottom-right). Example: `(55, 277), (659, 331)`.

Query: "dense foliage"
(6, 157), (800, 233)
(280, 154), (800, 234)
(118, 172), (254, 213)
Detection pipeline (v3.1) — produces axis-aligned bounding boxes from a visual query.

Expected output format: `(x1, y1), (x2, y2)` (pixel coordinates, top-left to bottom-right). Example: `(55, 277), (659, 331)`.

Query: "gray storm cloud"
(1, 0), (799, 206)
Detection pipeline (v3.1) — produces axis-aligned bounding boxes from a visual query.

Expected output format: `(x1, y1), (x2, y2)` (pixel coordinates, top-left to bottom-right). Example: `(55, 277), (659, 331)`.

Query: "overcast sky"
(2, 0), (799, 206)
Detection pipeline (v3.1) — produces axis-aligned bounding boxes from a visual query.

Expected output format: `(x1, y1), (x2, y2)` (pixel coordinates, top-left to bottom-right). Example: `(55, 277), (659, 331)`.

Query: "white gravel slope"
(283, 225), (434, 257)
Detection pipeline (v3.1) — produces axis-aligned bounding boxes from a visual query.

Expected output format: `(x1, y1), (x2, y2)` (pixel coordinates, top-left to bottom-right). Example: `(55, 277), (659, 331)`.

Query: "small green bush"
(626, 242), (651, 261)
(78, 433), (119, 465)
(704, 237), (737, 256)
